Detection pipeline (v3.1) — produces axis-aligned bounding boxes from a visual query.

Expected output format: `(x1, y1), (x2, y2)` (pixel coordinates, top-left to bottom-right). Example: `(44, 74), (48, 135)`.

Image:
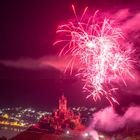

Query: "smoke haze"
(92, 106), (140, 132)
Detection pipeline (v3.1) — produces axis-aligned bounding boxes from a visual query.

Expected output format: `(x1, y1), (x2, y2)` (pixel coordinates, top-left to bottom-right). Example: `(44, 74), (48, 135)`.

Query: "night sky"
(0, 0), (140, 111)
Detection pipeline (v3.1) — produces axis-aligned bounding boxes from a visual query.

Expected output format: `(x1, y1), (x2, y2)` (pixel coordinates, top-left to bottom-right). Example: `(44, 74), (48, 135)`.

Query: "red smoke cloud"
(92, 106), (140, 132)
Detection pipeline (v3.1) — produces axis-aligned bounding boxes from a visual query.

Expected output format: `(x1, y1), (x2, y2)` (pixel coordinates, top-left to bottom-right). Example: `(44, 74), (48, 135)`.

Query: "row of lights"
(65, 130), (89, 138)
(65, 130), (105, 139)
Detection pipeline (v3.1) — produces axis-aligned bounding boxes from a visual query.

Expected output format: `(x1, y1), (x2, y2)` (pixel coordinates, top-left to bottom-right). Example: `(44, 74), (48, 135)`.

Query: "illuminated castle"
(54, 95), (81, 124)
(59, 95), (67, 112)
(37, 95), (84, 132)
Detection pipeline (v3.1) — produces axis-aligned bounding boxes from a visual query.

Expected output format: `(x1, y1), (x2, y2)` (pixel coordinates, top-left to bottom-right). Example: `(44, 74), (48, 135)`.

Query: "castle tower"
(59, 95), (67, 112)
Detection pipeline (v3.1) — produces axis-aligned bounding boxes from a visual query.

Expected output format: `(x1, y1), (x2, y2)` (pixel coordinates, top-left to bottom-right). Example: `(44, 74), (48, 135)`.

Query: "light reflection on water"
(0, 126), (26, 139)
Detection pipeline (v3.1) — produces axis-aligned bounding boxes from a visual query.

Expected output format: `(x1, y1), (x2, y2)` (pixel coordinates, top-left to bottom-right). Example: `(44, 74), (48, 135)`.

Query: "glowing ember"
(54, 5), (135, 104)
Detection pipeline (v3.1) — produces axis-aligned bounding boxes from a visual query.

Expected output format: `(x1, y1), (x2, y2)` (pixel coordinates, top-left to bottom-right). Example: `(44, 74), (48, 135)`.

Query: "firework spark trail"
(54, 6), (135, 104)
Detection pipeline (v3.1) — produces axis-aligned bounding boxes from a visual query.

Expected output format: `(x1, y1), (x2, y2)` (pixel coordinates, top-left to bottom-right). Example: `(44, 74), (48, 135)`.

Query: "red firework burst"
(54, 5), (135, 105)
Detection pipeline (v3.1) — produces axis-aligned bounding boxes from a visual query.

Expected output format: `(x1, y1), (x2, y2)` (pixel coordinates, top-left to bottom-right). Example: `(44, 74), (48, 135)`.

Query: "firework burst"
(54, 5), (135, 104)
